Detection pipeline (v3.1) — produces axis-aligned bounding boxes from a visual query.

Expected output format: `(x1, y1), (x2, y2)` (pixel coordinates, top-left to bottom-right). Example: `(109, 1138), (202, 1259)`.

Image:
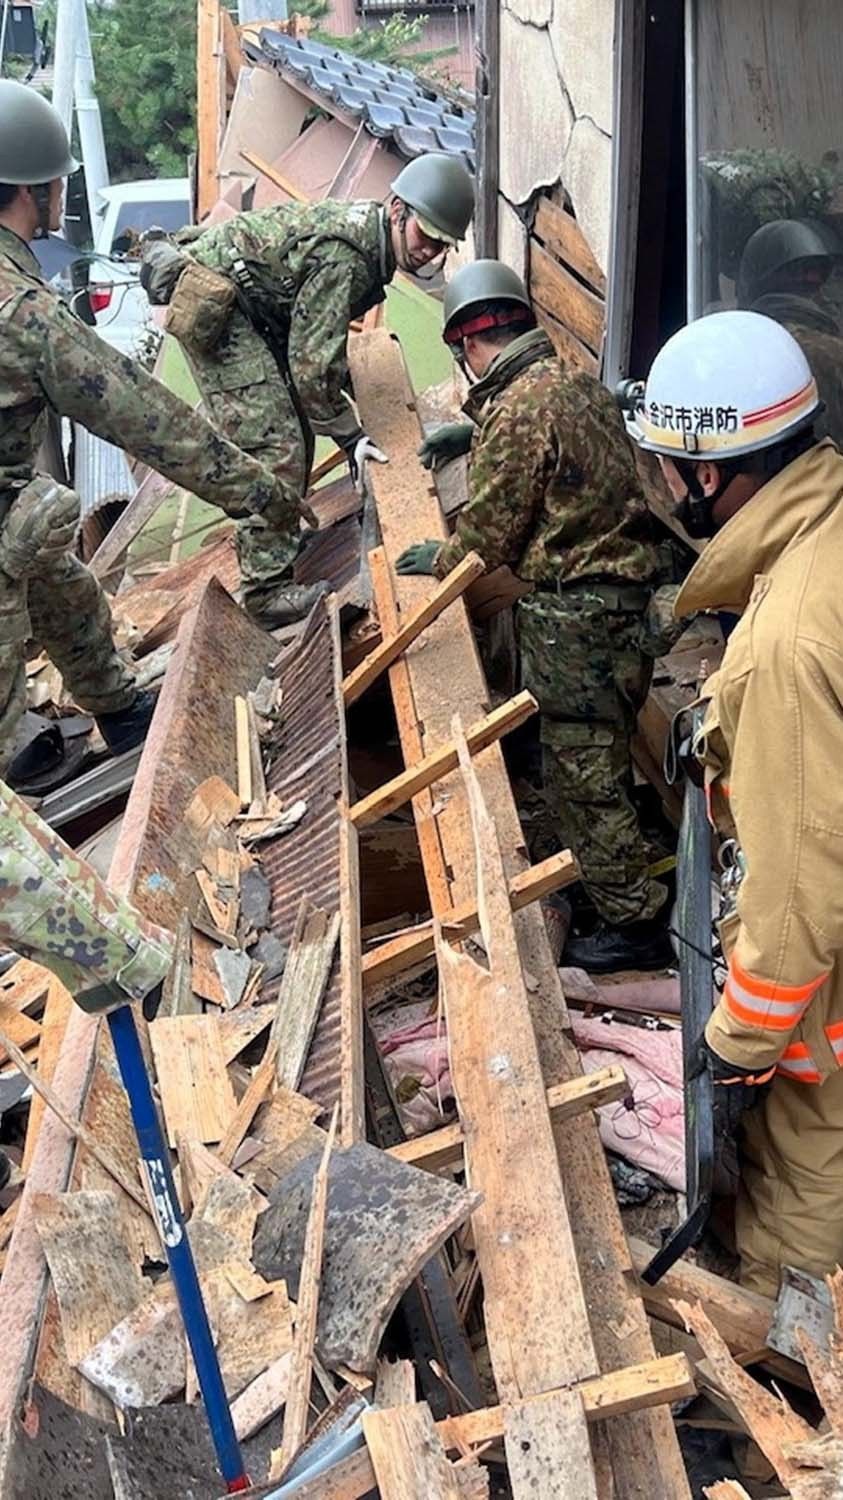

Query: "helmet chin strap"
(30, 183), (52, 239)
(674, 460), (733, 538)
(395, 203), (447, 279)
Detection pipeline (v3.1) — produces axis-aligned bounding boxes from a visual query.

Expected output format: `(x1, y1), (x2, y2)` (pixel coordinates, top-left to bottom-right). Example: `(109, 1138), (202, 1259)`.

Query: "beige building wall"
(498, 0), (615, 275)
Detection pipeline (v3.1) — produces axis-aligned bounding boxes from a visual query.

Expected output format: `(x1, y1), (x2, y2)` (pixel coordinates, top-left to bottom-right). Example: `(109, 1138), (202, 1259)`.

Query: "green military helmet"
(0, 80), (78, 185)
(442, 258), (532, 343)
(737, 217), (843, 304)
(390, 153), (474, 246)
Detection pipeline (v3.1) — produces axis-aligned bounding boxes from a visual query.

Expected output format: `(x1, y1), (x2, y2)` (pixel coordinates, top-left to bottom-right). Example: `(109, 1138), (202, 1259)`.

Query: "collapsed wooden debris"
(4, 328), (843, 1499)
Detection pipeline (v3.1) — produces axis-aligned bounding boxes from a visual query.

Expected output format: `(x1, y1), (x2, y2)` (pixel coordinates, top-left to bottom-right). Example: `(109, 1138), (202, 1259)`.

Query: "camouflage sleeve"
(434, 399), (546, 578)
(33, 292), (281, 519)
(287, 249), (372, 435)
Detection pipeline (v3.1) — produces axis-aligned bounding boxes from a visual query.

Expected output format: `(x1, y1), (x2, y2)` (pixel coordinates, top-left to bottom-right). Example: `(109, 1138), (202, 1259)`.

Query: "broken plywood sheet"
(270, 902), (340, 1091)
(176, 1135), (265, 1221)
(215, 1270), (294, 1400)
(231, 1349), (293, 1441)
(149, 1014), (236, 1146)
(79, 1277), (188, 1407)
(192, 1172), (263, 1260)
(77, 1061), (161, 1263)
(252, 1142), (478, 1371)
(32, 1190), (145, 1366)
(362, 1402), (461, 1499)
(191, 928), (227, 1007)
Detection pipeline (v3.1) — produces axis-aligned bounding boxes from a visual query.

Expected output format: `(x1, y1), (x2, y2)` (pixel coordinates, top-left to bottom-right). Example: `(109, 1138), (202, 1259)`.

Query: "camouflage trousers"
(184, 310), (309, 610)
(0, 546), (136, 773)
(517, 586), (667, 927)
(0, 778), (172, 1000)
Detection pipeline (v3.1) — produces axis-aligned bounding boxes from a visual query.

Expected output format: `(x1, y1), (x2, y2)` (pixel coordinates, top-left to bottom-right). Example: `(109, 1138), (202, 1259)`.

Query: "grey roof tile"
(256, 28), (475, 163)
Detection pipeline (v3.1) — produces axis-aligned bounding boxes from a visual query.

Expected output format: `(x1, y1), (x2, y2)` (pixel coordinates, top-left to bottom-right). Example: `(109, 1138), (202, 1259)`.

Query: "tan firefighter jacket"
(675, 439), (843, 1083)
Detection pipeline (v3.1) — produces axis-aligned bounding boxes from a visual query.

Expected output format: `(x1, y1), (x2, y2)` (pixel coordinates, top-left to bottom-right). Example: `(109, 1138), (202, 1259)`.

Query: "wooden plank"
(534, 304), (600, 377)
(389, 1066), (629, 1175)
(375, 1357), (416, 1407)
(196, 0), (221, 219)
(234, 695), (252, 809)
(231, 1349), (293, 1440)
(342, 551), (485, 707)
(278, 1106), (338, 1474)
(191, 929), (227, 1007)
(369, 548), (452, 915)
(0, 1002), (40, 1063)
(32, 1190), (144, 1365)
(533, 195), (607, 295)
(504, 1388), (599, 1500)
(0, 1027), (154, 1222)
(437, 1355), (695, 1446)
(530, 240), (605, 354)
(217, 1049), (276, 1167)
(148, 1014), (236, 1147)
(89, 470), (176, 581)
(241, 147), (306, 203)
(270, 901), (340, 1091)
(332, 592), (365, 1147)
(363, 1403), (460, 1500)
(245, 1356), (695, 1500)
(349, 691), (537, 829)
(219, 1), (242, 84)
(350, 329), (691, 1499)
(435, 729), (598, 1402)
(363, 850), (578, 992)
(21, 980), (71, 1173)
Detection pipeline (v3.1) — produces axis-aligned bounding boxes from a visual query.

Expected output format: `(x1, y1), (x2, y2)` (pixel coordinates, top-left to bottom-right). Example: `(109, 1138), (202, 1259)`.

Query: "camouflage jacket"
(751, 292), (843, 451)
(434, 330), (659, 588)
(0, 777), (172, 1003)
(186, 201), (394, 435)
(0, 225), (281, 519)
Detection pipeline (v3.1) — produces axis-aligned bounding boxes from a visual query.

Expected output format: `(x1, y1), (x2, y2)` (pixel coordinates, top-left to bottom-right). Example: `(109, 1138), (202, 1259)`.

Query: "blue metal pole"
(106, 1004), (250, 1492)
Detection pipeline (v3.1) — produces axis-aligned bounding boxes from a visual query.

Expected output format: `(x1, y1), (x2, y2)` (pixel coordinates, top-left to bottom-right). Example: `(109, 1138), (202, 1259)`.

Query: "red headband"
(443, 306), (528, 345)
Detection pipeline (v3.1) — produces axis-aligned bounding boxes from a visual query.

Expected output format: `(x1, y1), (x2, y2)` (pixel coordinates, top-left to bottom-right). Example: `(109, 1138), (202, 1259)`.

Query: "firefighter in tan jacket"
(626, 308), (843, 1295)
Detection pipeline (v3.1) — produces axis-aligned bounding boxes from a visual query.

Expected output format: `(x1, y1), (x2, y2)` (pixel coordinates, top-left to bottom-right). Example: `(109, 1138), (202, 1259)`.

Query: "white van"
(85, 177), (190, 356)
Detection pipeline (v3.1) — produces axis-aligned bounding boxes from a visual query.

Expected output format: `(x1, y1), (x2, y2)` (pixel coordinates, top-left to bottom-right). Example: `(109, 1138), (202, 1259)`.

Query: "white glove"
(349, 435), (388, 495)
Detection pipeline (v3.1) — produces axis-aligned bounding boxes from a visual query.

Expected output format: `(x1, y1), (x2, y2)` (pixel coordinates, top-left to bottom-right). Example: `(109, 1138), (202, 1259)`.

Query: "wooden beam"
(388, 1066), (629, 1175)
(332, 595), (365, 1146)
(349, 329), (691, 1498)
(504, 1388), (598, 1499)
(342, 551), (485, 707)
(369, 547), (452, 915)
(241, 147), (306, 203)
(348, 691), (537, 829)
(435, 727), (599, 1408)
(196, 0), (222, 219)
(216, 1049), (275, 1168)
(362, 849), (577, 992)
(219, 2), (242, 86)
(278, 1108), (337, 1474)
(21, 979), (71, 1174)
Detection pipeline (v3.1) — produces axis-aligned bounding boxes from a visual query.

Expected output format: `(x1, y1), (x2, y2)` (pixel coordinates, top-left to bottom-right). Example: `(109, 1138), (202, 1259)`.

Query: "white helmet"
(626, 310), (820, 460)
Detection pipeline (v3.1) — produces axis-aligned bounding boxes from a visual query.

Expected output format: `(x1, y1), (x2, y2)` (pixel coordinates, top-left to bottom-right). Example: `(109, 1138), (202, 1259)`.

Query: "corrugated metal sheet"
(72, 427), (137, 519)
(260, 598), (345, 1114)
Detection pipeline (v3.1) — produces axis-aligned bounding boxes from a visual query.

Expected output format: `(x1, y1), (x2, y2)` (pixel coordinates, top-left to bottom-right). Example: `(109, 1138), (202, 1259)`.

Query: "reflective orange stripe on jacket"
(723, 956), (827, 1032)
(776, 1041), (822, 1083)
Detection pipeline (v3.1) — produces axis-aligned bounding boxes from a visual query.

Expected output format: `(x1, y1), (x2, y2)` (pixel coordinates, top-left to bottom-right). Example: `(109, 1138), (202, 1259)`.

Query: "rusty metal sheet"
(111, 530), (239, 647)
(259, 598), (344, 1114)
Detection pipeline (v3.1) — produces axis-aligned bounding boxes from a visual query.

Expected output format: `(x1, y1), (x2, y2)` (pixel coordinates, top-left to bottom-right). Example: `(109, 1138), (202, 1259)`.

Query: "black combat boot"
(247, 580), (329, 627)
(562, 915), (675, 975)
(96, 688), (157, 757)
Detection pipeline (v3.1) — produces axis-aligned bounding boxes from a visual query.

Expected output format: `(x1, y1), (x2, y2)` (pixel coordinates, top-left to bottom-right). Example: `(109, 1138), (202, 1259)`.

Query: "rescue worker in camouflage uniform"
(143, 155), (474, 624)
(738, 218), (843, 447)
(0, 81), (291, 775)
(0, 775), (173, 1186)
(624, 309), (843, 1295)
(397, 261), (672, 973)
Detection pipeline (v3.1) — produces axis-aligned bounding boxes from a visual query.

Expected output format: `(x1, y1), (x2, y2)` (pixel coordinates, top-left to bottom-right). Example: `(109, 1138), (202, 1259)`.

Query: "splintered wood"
(149, 1015), (236, 1147)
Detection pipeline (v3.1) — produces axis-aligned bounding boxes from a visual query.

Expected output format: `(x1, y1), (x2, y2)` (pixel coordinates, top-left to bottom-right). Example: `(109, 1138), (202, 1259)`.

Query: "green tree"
(292, 3), (455, 73)
(88, 0), (197, 179)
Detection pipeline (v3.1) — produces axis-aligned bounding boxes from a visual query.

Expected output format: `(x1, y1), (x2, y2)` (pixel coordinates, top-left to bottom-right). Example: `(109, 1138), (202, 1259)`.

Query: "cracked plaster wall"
(499, 0), (615, 274)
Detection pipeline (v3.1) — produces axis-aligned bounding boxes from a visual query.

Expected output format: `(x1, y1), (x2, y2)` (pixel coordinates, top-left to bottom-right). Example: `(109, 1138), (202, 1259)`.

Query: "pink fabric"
(380, 1015), (454, 1136)
(571, 1014), (686, 1192)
